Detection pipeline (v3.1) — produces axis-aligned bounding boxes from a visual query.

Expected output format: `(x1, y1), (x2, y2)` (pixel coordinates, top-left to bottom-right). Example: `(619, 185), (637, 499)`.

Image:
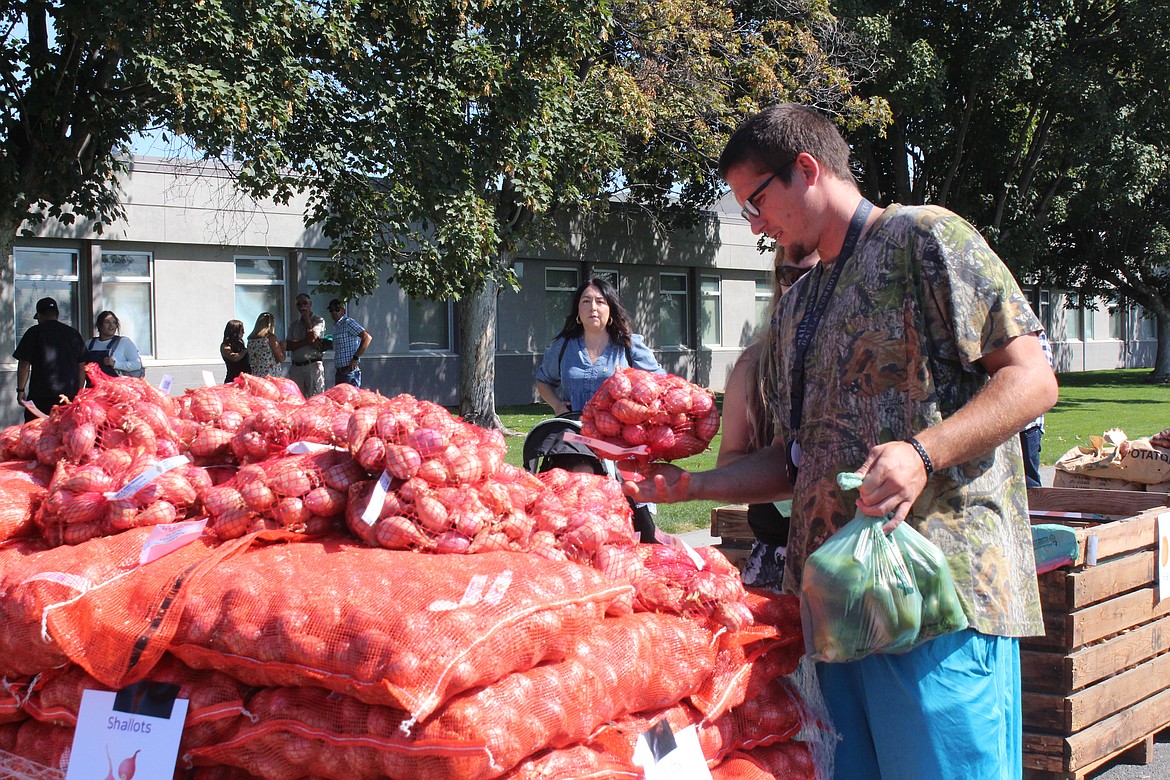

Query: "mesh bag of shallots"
(580, 368), (720, 464)
(202, 450), (357, 539)
(168, 541), (633, 724)
(186, 611), (717, 780)
(0, 461), (52, 542)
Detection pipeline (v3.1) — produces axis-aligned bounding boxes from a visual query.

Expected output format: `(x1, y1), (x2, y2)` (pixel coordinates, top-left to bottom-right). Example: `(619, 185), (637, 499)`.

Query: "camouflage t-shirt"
(772, 203), (1044, 637)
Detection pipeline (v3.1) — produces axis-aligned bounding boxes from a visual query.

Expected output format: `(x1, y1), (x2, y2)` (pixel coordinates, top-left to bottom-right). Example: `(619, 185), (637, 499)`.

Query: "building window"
(304, 257), (335, 323)
(235, 256), (286, 337)
(592, 269), (621, 294)
(1081, 298), (1095, 341)
(754, 278), (773, 341)
(700, 276), (721, 346)
(409, 298), (453, 351)
(1064, 294), (1083, 341)
(1109, 306), (1125, 340)
(101, 251), (154, 355)
(1138, 307), (1157, 340)
(14, 247), (80, 340)
(659, 273), (689, 347)
(1037, 289), (1051, 333)
(545, 267), (579, 342)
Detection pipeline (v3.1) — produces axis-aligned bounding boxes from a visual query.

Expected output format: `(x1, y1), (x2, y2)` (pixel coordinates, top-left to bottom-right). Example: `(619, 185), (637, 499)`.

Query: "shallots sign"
(65, 686), (188, 780)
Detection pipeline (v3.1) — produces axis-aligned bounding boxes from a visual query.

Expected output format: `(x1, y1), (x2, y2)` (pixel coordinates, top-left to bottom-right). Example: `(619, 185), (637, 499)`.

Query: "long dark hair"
(554, 277), (633, 348)
(222, 319), (245, 347)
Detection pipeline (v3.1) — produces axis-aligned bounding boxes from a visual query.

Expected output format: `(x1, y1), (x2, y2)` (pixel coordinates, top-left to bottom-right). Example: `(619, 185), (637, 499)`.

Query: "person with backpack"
(85, 310), (144, 379)
(535, 277), (664, 418)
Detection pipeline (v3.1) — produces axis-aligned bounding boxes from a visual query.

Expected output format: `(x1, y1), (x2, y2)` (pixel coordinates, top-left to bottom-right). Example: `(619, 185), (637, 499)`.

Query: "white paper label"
(20, 399), (47, 418)
(201, 370), (216, 387)
(633, 723), (712, 779)
(1158, 514), (1170, 603)
(159, 374), (174, 394)
(286, 441), (346, 454)
(65, 688), (189, 780)
(109, 455), (190, 501)
(562, 431), (650, 459)
(140, 519), (208, 566)
(360, 470), (393, 526)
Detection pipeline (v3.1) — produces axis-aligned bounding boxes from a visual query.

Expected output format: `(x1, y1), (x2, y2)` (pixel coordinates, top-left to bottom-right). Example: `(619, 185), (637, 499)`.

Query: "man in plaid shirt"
(327, 298), (372, 388)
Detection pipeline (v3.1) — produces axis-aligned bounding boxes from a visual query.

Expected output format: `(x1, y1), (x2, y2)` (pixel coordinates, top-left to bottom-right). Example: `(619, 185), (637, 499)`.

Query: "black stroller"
(522, 416), (659, 543)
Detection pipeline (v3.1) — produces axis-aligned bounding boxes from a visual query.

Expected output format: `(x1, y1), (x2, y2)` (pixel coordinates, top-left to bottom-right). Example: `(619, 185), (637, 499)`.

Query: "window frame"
(13, 247), (81, 340)
(234, 255), (287, 338)
(408, 297), (455, 352)
(100, 250), (155, 356)
(658, 272), (690, 348)
(699, 274), (722, 347)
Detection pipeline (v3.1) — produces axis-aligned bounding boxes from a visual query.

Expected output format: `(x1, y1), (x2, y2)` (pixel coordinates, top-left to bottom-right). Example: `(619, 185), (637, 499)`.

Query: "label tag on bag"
(66, 687), (188, 780)
(634, 722), (711, 779)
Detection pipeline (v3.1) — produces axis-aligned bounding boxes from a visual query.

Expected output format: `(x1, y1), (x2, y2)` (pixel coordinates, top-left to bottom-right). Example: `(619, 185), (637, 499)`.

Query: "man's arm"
(854, 331), (1058, 526)
(351, 329), (372, 367)
(624, 443), (792, 506)
(16, 360), (30, 403)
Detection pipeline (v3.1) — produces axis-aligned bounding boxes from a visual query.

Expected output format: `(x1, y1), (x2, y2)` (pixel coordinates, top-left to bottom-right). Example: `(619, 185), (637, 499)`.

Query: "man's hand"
(622, 464), (693, 504)
(854, 441), (929, 532)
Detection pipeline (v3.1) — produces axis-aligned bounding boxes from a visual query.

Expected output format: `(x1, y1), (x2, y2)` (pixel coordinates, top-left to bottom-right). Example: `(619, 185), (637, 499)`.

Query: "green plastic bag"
(800, 472), (968, 663)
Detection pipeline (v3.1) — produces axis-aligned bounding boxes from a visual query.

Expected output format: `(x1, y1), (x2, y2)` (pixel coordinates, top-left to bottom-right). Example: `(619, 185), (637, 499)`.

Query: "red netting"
(187, 611), (717, 779)
(501, 744), (642, 779)
(204, 450), (355, 539)
(0, 678), (27, 725)
(580, 368), (720, 463)
(168, 540), (632, 722)
(26, 529), (251, 687)
(10, 721), (71, 776)
(0, 461), (52, 542)
(711, 741), (816, 780)
(22, 656), (250, 752)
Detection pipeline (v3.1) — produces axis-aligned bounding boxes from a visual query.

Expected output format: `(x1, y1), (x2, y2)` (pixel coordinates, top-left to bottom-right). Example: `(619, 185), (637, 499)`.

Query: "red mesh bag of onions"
(580, 369), (719, 465)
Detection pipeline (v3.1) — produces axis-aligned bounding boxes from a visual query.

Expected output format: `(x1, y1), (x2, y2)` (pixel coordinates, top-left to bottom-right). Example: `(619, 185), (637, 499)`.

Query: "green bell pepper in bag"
(800, 472), (968, 663)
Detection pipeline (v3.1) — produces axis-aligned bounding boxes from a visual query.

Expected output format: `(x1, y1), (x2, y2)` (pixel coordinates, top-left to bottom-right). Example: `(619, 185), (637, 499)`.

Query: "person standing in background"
(717, 248), (818, 590)
(286, 293), (326, 397)
(13, 297), (87, 421)
(1019, 330), (1054, 488)
(327, 298), (372, 388)
(84, 310), (144, 379)
(246, 312), (286, 378)
(221, 319), (250, 383)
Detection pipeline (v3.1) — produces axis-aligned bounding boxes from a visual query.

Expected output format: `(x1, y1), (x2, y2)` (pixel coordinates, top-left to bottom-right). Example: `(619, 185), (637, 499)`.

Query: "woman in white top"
(84, 310), (144, 378)
(246, 311), (286, 378)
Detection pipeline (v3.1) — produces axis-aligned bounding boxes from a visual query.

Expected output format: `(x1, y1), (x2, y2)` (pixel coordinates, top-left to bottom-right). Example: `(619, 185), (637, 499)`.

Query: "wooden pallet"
(1023, 487), (1170, 779)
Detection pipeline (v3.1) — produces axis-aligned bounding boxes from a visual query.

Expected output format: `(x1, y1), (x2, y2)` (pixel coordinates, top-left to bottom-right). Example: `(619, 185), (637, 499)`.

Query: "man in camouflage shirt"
(626, 104), (1057, 780)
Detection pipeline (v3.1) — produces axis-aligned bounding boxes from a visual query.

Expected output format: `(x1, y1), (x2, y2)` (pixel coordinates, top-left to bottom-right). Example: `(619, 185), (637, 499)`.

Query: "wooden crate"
(710, 505), (753, 571)
(1023, 487), (1170, 779)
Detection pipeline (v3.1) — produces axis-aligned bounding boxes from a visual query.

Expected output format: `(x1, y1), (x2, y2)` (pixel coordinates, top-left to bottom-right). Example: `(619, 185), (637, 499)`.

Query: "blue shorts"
(817, 629), (1022, 780)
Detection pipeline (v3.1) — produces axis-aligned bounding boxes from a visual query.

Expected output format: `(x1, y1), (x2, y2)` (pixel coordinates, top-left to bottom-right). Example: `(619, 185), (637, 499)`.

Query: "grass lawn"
(496, 367), (1170, 535)
(1042, 368), (1170, 463)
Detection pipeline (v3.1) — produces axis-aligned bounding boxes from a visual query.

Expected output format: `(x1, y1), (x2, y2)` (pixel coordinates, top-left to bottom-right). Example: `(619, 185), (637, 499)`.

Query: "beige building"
(3, 156), (1155, 419)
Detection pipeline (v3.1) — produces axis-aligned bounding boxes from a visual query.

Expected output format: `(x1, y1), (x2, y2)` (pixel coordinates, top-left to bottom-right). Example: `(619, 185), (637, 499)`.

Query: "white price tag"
(201, 370), (216, 387)
(286, 441), (346, 454)
(65, 687), (189, 780)
(21, 399), (47, 419)
(361, 470), (393, 526)
(633, 723), (712, 779)
(159, 374), (174, 394)
(140, 519), (208, 566)
(108, 456), (190, 501)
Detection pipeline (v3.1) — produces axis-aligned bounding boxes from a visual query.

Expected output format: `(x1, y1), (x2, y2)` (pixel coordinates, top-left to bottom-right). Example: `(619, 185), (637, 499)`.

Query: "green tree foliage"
(280, 0), (888, 426)
(835, 0), (1170, 377)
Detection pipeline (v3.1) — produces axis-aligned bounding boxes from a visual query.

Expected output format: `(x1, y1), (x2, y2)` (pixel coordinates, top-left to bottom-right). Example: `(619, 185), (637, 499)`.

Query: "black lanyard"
(786, 198), (874, 476)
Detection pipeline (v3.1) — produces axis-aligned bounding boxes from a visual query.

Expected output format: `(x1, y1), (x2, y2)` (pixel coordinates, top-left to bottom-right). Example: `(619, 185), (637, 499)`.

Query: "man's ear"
(792, 152), (821, 186)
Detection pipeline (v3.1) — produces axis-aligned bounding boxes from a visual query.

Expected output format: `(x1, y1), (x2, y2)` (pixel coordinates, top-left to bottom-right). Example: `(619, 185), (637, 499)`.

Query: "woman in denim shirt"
(535, 277), (664, 418)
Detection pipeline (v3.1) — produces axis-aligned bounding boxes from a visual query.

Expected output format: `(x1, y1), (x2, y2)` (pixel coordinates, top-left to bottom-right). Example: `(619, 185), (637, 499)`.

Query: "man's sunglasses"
(740, 173), (776, 220)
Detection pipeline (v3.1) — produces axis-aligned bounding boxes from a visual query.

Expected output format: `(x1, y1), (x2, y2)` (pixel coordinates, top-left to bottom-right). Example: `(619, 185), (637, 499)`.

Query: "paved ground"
(679, 465), (1170, 779)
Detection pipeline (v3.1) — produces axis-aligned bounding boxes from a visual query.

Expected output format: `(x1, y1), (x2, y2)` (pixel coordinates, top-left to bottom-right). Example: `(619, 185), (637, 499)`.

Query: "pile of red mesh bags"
(0, 369), (826, 778)
(580, 368), (720, 464)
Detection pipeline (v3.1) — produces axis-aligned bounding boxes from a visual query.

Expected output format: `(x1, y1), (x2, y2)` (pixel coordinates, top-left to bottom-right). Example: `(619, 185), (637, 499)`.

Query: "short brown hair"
(718, 103), (855, 185)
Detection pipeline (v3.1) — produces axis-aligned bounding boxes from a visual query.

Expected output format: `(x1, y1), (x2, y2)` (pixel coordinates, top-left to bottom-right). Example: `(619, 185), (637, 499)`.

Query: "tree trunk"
(1150, 315), (1170, 383)
(458, 275), (515, 431)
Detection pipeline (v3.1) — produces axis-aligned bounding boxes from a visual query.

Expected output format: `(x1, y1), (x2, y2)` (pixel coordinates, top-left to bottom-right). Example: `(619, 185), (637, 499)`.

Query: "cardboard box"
(1051, 470), (1145, 492)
